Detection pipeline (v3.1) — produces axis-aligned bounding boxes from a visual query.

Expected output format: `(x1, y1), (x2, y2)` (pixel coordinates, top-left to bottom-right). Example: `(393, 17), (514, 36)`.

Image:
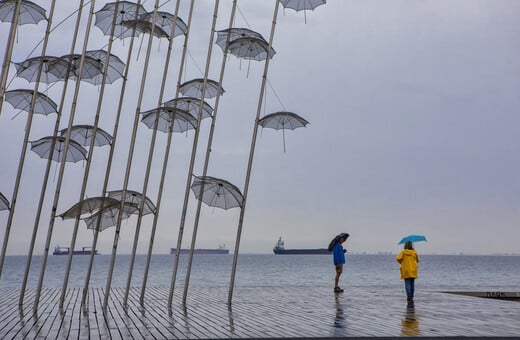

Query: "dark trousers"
(404, 278), (415, 298)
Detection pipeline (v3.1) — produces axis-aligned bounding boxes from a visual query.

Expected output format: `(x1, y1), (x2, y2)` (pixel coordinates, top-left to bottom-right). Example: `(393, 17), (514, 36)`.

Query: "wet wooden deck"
(1, 285), (519, 339)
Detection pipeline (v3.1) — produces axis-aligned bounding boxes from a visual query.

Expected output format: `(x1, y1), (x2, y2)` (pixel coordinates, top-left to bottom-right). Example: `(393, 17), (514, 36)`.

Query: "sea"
(1, 254), (519, 291)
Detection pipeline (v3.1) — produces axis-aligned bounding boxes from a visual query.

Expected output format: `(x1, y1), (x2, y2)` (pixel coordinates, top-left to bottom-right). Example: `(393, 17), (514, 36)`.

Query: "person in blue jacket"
(331, 233), (349, 293)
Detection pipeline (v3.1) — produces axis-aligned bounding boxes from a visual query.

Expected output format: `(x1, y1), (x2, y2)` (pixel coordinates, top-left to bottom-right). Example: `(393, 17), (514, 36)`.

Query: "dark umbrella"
(215, 27), (266, 51)
(328, 233), (350, 251)
(225, 37), (276, 61)
(190, 175), (243, 210)
(30, 136), (88, 163)
(4, 89), (58, 116)
(0, 0), (46, 25)
(140, 107), (197, 133)
(179, 78), (224, 99)
(60, 125), (112, 147)
(94, 1), (146, 39)
(258, 111), (309, 152)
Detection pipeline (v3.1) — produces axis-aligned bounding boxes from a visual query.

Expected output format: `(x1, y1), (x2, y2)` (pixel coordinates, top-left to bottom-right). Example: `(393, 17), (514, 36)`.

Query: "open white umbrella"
(191, 175), (243, 210)
(5, 89), (58, 116)
(0, 0), (46, 25)
(258, 111), (309, 152)
(30, 136), (87, 163)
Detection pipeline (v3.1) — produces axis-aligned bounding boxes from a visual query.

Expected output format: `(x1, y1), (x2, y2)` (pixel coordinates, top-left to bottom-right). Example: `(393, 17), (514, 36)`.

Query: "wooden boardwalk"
(1, 285), (519, 339)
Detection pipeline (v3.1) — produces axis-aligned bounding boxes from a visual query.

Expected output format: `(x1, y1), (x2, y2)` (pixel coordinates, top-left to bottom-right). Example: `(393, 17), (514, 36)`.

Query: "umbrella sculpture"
(94, 1), (146, 39)
(0, 192), (10, 211)
(190, 175), (243, 210)
(14, 56), (71, 84)
(59, 196), (121, 219)
(398, 235), (427, 245)
(4, 89), (58, 116)
(30, 136), (87, 163)
(60, 125), (113, 147)
(84, 50), (126, 85)
(107, 189), (156, 215)
(140, 107), (197, 133)
(179, 78), (224, 99)
(138, 11), (188, 39)
(258, 111), (309, 152)
(58, 54), (105, 83)
(120, 18), (169, 39)
(215, 27), (267, 51)
(225, 37), (276, 61)
(0, 0), (46, 25)
(279, 0), (326, 23)
(163, 97), (214, 119)
(83, 202), (139, 231)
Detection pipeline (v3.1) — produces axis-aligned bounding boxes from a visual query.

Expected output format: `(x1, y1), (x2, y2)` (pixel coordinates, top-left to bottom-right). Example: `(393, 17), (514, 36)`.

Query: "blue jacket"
(333, 242), (345, 265)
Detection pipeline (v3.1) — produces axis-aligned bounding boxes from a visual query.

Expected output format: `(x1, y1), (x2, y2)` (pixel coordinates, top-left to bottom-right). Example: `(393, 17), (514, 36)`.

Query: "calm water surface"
(1, 254), (519, 291)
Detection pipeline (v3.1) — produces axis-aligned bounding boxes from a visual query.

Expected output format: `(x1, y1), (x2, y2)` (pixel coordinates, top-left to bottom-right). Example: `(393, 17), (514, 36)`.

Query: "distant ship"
(273, 237), (330, 255)
(53, 245), (98, 255)
(170, 244), (229, 255)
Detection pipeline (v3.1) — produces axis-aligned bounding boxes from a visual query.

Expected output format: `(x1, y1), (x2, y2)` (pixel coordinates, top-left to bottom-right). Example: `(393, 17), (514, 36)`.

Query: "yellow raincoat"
(396, 249), (419, 279)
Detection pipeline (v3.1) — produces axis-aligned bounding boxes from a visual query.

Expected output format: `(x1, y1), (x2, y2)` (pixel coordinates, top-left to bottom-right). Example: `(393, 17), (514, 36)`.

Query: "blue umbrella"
(398, 235), (427, 245)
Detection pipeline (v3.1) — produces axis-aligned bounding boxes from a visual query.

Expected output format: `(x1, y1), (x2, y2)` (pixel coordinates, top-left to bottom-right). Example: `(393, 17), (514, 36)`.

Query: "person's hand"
(343, 249), (347, 253)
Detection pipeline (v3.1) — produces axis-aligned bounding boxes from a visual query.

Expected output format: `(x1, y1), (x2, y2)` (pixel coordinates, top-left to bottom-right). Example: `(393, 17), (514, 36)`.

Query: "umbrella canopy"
(84, 49), (126, 84)
(140, 107), (197, 133)
(191, 175), (243, 210)
(259, 111), (309, 130)
(60, 125), (113, 147)
(30, 136), (88, 163)
(120, 18), (169, 39)
(179, 78), (224, 99)
(279, 0), (326, 11)
(163, 97), (213, 119)
(398, 235), (427, 245)
(328, 232), (350, 251)
(107, 189), (156, 215)
(59, 54), (105, 83)
(0, 192), (10, 211)
(258, 111), (309, 152)
(4, 89), (58, 116)
(139, 12), (187, 39)
(59, 196), (121, 219)
(94, 1), (146, 39)
(14, 56), (71, 84)
(225, 37), (276, 61)
(83, 202), (139, 231)
(0, 0), (46, 25)
(215, 27), (266, 50)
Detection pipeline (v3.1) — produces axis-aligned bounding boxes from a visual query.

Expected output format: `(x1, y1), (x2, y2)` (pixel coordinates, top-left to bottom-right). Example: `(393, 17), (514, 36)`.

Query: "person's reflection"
(401, 305), (420, 336)
(333, 293), (346, 329)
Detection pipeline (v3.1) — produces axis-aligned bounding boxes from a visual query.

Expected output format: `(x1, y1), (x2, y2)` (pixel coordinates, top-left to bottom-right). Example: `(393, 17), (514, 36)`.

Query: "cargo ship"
(53, 245), (98, 255)
(273, 237), (330, 255)
(170, 244), (229, 255)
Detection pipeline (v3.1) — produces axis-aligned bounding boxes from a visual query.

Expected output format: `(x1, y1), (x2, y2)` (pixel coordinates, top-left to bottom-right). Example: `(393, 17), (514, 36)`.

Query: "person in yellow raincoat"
(396, 241), (419, 304)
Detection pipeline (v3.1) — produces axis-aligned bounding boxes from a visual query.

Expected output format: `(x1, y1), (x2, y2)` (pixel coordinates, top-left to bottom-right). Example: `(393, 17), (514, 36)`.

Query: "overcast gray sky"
(1, 0), (519, 256)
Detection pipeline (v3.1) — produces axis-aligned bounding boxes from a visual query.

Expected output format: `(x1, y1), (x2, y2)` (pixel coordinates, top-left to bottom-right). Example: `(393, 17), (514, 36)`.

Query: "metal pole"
(34, 0), (97, 314)
(0, 0), (22, 115)
(59, 0), (122, 309)
(81, 0), (143, 307)
(182, 0), (237, 305)
(19, 0), (85, 307)
(0, 0), (55, 279)
(228, 0), (280, 306)
(168, 0), (219, 308)
(139, 0), (196, 307)
(123, 0), (182, 306)
(103, 0), (161, 310)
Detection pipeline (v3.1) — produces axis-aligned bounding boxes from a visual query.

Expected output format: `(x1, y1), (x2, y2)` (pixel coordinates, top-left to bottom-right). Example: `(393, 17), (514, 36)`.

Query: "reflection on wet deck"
(1, 286), (519, 338)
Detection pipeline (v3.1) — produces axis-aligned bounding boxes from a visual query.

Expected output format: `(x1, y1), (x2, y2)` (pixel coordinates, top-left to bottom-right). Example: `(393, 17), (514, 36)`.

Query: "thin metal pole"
(228, 0), (280, 306)
(0, 0), (22, 115)
(34, 0), (97, 314)
(122, 0), (183, 305)
(138, 0), (196, 307)
(19, 0), (85, 307)
(182, 0), (237, 305)
(58, 0), (122, 309)
(168, 0), (220, 307)
(103, 0), (161, 310)
(0, 0), (55, 279)
(81, 0), (143, 307)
